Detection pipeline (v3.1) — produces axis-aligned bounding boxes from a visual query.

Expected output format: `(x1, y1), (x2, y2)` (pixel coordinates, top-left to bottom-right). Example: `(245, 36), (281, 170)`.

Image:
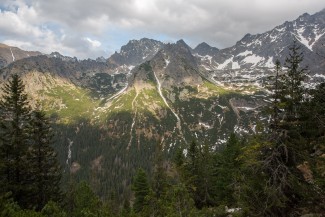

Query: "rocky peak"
(129, 40), (202, 88)
(96, 56), (107, 62)
(107, 38), (164, 67)
(49, 52), (77, 62)
(193, 42), (219, 56)
(176, 39), (188, 47)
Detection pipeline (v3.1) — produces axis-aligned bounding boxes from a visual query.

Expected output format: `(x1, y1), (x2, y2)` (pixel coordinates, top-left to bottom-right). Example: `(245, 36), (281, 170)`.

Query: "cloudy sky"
(0, 0), (324, 59)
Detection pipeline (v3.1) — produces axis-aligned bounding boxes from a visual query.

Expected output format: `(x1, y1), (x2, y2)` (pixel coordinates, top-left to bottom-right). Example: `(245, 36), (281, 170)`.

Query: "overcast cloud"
(0, 0), (324, 59)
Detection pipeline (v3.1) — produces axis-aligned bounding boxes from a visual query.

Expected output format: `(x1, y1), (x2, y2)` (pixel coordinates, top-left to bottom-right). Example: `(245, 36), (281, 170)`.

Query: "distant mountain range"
(0, 9), (324, 198)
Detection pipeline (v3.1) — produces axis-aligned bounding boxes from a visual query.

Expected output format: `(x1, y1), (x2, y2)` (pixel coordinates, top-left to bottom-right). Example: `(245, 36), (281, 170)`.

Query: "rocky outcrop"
(107, 38), (164, 67)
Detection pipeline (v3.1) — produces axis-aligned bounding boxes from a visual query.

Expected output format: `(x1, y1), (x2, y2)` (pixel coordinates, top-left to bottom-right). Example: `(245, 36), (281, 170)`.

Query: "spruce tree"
(132, 168), (150, 213)
(152, 143), (168, 199)
(28, 109), (62, 210)
(282, 40), (307, 125)
(269, 59), (283, 131)
(183, 140), (215, 208)
(213, 133), (241, 205)
(0, 74), (31, 207)
(246, 41), (314, 215)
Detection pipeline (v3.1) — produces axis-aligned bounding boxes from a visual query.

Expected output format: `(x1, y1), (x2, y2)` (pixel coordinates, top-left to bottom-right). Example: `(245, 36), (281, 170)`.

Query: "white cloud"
(0, 0), (324, 58)
(84, 37), (101, 48)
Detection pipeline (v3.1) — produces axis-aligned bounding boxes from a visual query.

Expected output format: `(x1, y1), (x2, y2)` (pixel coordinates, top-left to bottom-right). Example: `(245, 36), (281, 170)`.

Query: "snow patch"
(313, 74), (325, 79)
(203, 55), (213, 64)
(199, 122), (212, 129)
(236, 106), (255, 111)
(275, 26), (286, 33)
(242, 54), (264, 66)
(264, 57), (274, 68)
(237, 50), (252, 57)
(217, 57), (233, 69)
(269, 34), (279, 43)
(296, 27), (313, 50)
(165, 58), (170, 68)
(9, 48), (15, 61)
(311, 31), (325, 49)
(247, 39), (262, 47)
(217, 56), (240, 70)
(128, 65), (135, 71)
(232, 61), (240, 69)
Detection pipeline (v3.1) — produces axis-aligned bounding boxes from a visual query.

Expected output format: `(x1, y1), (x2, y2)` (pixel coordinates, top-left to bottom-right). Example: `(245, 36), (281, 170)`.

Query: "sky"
(0, 0), (324, 59)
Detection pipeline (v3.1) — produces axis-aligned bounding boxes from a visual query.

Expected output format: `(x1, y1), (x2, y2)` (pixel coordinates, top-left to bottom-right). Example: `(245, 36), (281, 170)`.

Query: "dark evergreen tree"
(183, 140), (215, 208)
(132, 168), (150, 213)
(152, 143), (168, 199)
(183, 140), (201, 208)
(269, 59), (283, 131)
(70, 181), (102, 217)
(282, 40), (307, 126)
(174, 146), (185, 169)
(28, 109), (62, 210)
(213, 133), (241, 205)
(301, 82), (325, 141)
(0, 74), (31, 207)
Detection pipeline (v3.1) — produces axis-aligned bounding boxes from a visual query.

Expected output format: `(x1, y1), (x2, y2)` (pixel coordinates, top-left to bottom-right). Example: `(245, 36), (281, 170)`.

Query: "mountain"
(0, 9), (324, 200)
(195, 9), (325, 86)
(0, 43), (41, 68)
(107, 38), (164, 74)
(129, 39), (202, 88)
(193, 42), (219, 56)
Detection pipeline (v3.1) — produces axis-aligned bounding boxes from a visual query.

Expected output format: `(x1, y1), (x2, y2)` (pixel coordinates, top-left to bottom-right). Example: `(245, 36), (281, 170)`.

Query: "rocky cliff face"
(107, 38), (164, 68)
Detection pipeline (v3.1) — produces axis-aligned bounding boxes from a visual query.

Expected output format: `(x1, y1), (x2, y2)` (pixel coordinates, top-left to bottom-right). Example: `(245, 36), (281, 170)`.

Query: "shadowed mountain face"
(0, 9), (324, 199)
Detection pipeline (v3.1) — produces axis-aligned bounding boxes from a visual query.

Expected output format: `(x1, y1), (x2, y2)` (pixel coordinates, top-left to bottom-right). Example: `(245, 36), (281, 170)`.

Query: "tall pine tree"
(27, 109), (62, 210)
(282, 40), (307, 126)
(132, 168), (150, 213)
(0, 74), (31, 207)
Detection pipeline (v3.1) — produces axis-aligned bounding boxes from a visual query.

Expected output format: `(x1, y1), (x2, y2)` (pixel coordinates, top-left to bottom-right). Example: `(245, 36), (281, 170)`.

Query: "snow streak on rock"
(66, 138), (73, 166)
(153, 70), (182, 130)
(127, 91), (139, 150)
(107, 85), (128, 102)
(10, 48), (15, 61)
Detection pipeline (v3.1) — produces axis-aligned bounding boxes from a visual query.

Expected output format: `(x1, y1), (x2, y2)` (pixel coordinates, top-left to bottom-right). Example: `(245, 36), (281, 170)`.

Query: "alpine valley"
(1, 9), (325, 200)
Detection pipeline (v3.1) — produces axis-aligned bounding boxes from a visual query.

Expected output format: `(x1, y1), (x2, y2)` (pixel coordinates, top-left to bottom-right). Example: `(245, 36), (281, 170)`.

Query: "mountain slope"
(0, 43), (41, 68)
(0, 53), (128, 99)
